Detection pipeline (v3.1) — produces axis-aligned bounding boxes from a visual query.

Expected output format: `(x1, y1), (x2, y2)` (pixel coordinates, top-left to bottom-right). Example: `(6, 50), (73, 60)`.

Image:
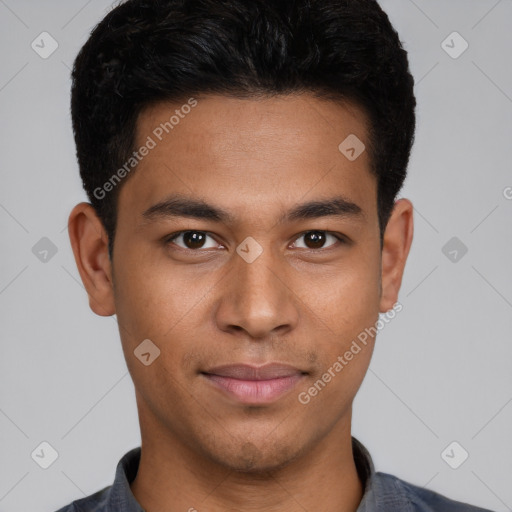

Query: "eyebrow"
(141, 194), (364, 224)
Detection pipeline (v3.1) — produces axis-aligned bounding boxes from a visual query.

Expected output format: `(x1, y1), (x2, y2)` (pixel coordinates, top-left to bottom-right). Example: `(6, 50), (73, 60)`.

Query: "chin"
(204, 437), (303, 474)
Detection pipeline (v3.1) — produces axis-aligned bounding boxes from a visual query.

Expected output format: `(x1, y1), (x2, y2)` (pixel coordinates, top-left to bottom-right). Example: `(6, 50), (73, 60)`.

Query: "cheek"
(296, 268), (380, 417)
(301, 250), (381, 335)
(111, 254), (201, 413)
(112, 246), (210, 340)
(298, 248), (381, 384)
(111, 250), (227, 397)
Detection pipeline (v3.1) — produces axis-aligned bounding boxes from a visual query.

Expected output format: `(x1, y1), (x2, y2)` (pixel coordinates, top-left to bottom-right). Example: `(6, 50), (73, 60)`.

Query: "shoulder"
(53, 485), (111, 512)
(53, 447), (142, 512)
(374, 472), (495, 512)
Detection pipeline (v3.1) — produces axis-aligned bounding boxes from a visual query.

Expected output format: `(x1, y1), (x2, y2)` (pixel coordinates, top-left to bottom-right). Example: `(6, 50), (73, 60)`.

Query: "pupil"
(306, 231), (325, 249)
(184, 231), (205, 249)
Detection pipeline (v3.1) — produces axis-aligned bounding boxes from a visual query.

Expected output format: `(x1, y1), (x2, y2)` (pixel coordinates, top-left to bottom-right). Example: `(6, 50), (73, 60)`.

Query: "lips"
(204, 363), (303, 380)
(201, 363), (306, 404)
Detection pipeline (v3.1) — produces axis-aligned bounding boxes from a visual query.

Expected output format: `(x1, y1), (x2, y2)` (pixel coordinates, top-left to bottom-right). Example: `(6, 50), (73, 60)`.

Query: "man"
(57, 0), (494, 510)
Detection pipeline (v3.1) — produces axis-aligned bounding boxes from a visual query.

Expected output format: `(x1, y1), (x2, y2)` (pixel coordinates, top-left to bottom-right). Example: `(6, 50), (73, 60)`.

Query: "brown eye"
(304, 231), (326, 248)
(183, 231), (206, 249)
(292, 231), (341, 250)
(167, 231), (219, 250)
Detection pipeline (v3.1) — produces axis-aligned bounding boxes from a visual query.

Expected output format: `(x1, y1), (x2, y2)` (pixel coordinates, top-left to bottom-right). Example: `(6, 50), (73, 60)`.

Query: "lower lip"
(203, 374), (304, 404)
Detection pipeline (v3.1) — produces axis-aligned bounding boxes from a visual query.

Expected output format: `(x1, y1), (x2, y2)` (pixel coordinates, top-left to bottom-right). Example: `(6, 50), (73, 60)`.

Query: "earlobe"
(68, 202), (116, 316)
(379, 198), (414, 313)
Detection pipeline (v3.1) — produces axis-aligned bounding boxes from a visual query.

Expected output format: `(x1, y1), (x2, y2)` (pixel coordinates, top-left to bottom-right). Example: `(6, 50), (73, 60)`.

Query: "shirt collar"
(108, 436), (378, 511)
(107, 447), (144, 511)
(353, 438), (412, 511)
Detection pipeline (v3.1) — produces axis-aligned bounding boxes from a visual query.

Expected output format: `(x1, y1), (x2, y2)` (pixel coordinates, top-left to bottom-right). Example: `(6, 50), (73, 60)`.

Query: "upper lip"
(202, 363), (305, 380)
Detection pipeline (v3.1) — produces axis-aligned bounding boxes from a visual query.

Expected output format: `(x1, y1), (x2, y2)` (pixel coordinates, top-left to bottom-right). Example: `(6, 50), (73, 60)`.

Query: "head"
(69, 0), (415, 472)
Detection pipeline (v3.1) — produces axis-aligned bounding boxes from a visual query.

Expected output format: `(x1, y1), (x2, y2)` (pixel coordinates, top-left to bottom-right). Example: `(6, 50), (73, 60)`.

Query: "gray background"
(0, 1), (511, 511)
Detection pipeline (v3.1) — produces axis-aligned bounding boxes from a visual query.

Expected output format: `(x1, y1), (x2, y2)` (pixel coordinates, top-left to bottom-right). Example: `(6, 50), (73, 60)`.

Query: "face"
(70, 93), (413, 472)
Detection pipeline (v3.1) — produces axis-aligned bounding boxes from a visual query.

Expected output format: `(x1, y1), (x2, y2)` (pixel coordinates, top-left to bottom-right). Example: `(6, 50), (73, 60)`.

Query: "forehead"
(118, 93), (376, 221)
(138, 93), (369, 159)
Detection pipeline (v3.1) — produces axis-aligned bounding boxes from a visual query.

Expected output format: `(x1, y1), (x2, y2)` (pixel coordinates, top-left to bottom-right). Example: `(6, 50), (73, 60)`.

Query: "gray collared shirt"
(55, 437), (495, 511)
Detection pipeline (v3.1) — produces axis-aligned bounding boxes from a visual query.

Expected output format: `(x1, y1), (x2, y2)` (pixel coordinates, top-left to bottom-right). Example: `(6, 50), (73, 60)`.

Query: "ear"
(379, 198), (414, 312)
(68, 202), (116, 316)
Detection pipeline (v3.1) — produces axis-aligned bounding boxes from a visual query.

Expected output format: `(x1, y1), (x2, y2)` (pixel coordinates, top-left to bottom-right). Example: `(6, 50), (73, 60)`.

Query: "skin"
(68, 93), (413, 512)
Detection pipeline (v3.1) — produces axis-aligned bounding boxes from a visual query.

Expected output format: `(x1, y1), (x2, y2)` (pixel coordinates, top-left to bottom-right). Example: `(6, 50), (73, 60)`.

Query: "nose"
(214, 246), (299, 340)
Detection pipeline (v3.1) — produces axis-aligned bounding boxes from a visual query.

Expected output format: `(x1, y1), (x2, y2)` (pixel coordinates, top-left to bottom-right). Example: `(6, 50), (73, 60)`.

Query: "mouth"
(201, 363), (307, 404)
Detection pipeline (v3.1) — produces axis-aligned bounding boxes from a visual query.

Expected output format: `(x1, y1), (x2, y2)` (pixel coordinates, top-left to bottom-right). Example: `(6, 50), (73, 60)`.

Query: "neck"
(131, 408), (364, 512)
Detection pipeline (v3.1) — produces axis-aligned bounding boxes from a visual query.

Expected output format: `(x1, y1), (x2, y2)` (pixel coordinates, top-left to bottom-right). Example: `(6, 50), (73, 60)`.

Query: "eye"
(291, 231), (343, 250)
(165, 231), (221, 250)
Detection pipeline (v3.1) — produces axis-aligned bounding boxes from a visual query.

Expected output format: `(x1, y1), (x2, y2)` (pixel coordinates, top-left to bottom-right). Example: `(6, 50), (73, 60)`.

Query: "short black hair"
(71, 0), (416, 256)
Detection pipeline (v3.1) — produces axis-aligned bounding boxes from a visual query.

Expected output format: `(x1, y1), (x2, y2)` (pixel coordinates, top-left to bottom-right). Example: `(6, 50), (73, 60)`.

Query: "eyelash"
(164, 230), (347, 251)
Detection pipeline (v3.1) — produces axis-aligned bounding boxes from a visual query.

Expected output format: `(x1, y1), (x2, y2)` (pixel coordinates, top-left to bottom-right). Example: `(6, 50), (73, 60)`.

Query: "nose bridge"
(237, 247), (280, 303)
(216, 241), (298, 338)
(235, 243), (283, 317)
